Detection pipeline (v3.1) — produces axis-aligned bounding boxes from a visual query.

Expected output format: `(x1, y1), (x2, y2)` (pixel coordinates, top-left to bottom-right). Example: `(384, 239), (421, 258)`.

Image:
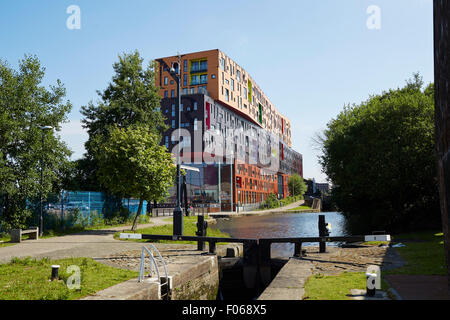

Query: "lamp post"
(38, 125), (53, 237)
(169, 54), (183, 236)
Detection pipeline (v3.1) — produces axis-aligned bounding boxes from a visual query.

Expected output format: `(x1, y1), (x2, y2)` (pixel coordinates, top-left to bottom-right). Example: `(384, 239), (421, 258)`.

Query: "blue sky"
(0, 0), (434, 182)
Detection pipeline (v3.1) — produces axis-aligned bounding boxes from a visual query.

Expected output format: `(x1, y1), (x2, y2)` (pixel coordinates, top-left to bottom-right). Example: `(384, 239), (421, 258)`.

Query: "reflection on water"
(212, 212), (348, 258)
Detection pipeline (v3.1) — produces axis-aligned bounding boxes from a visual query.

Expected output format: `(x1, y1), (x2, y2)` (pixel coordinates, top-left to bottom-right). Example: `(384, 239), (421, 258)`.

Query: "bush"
(319, 74), (440, 234)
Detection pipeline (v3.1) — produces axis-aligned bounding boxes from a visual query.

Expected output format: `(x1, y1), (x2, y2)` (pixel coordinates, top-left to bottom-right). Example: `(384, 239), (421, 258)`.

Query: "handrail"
(138, 245), (169, 297)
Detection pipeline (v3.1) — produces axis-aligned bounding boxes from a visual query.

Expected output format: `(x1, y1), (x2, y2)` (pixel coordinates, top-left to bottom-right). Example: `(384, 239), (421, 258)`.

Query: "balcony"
(190, 66), (208, 74)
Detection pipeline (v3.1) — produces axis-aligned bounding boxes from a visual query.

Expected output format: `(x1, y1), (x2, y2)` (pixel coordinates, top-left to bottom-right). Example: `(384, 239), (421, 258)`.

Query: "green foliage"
(75, 51), (167, 192)
(0, 55), (72, 230)
(318, 73), (439, 234)
(95, 125), (176, 230)
(96, 125), (176, 201)
(288, 174), (307, 197)
(264, 193), (280, 209)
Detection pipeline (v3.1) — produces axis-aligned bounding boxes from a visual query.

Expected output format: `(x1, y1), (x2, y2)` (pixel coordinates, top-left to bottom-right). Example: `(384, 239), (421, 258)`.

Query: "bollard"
(51, 265), (60, 281)
(366, 272), (377, 297)
(196, 215), (208, 251)
(318, 215), (329, 253)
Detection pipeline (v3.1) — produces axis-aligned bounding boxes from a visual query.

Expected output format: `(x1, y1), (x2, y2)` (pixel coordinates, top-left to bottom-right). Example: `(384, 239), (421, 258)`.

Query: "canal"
(212, 211), (348, 258)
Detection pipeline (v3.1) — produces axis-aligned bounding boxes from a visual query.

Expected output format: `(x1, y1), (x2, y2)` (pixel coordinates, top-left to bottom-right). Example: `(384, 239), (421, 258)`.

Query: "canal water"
(212, 212), (348, 258)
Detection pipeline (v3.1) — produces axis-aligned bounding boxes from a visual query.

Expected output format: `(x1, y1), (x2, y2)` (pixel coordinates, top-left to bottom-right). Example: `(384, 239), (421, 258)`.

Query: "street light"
(169, 54), (183, 236)
(38, 125), (53, 237)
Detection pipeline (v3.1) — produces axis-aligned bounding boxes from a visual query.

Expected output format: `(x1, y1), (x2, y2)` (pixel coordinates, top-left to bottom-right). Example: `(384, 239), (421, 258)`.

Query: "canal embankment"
(83, 243), (242, 300)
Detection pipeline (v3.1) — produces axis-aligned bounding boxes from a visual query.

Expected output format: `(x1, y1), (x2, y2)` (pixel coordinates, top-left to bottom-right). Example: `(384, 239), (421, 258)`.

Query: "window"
(171, 90), (175, 97)
(194, 102), (198, 110)
(171, 120), (175, 128)
(165, 136), (169, 148)
(237, 70), (241, 82)
(164, 77), (168, 86)
(172, 104), (175, 117)
(183, 74), (187, 86)
(200, 74), (207, 84)
(200, 60), (207, 71)
(190, 59), (207, 73)
(220, 57), (225, 71)
(231, 79), (234, 91)
(225, 89), (229, 102)
(191, 75), (199, 85)
(184, 59), (188, 72)
(180, 104), (183, 111)
(164, 91), (168, 98)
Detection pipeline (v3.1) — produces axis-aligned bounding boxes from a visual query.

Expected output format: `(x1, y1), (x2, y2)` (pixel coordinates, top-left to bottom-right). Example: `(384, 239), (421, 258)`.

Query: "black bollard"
(51, 265), (60, 281)
(196, 215), (208, 251)
(366, 272), (377, 297)
(318, 215), (329, 253)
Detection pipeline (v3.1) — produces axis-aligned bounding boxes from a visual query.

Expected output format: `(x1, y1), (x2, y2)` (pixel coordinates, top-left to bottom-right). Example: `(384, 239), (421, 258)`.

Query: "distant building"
(316, 183), (330, 194)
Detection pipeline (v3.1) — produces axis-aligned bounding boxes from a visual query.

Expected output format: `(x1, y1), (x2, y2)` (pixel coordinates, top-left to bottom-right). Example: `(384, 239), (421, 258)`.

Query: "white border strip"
(364, 235), (391, 242)
(120, 233), (143, 240)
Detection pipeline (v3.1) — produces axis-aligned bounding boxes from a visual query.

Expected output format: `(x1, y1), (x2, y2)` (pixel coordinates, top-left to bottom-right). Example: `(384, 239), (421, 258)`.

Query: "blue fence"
(44, 190), (147, 227)
(49, 191), (147, 215)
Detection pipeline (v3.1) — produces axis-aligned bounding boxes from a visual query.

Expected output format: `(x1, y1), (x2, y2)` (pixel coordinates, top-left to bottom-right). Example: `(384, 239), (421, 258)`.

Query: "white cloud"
(59, 119), (87, 160)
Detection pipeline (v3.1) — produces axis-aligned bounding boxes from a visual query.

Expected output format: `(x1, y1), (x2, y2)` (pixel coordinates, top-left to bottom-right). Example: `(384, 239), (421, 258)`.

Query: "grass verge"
(384, 231), (446, 275)
(0, 257), (138, 300)
(114, 216), (230, 244)
(304, 230), (446, 300)
(288, 205), (312, 211)
(303, 272), (367, 300)
(304, 272), (392, 300)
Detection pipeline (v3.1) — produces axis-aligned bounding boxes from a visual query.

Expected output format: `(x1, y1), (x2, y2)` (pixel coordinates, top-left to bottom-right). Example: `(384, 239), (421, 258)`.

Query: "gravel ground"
(300, 245), (405, 275)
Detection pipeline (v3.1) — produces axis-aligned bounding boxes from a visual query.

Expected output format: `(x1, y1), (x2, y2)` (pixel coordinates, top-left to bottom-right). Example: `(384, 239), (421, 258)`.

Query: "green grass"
(288, 205), (312, 211)
(304, 272), (367, 300)
(304, 272), (392, 300)
(304, 230), (446, 299)
(115, 216), (230, 244)
(0, 257), (138, 300)
(384, 231), (446, 275)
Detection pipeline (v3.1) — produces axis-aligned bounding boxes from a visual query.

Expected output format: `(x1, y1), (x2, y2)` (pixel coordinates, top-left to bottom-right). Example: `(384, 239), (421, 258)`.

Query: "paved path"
(0, 217), (174, 264)
(384, 275), (450, 300)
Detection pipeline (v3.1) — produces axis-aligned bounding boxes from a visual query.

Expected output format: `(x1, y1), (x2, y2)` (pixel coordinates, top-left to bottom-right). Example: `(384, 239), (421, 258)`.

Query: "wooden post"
(433, 0), (450, 293)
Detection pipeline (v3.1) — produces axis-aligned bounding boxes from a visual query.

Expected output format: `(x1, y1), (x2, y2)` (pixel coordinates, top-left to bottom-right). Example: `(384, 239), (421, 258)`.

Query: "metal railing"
(138, 244), (170, 299)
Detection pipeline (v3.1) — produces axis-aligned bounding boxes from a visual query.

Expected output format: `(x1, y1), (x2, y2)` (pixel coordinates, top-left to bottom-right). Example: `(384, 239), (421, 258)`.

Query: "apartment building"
(155, 50), (302, 211)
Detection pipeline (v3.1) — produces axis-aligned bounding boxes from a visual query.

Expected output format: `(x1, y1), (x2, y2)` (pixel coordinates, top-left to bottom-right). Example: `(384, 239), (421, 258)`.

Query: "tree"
(79, 50), (167, 192)
(0, 55), (72, 230)
(95, 125), (176, 231)
(318, 74), (439, 234)
(288, 174), (307, 198)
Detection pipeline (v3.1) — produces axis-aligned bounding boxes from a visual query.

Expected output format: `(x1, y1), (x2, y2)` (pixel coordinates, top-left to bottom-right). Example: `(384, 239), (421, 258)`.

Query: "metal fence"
(44, 190), (147, 228)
